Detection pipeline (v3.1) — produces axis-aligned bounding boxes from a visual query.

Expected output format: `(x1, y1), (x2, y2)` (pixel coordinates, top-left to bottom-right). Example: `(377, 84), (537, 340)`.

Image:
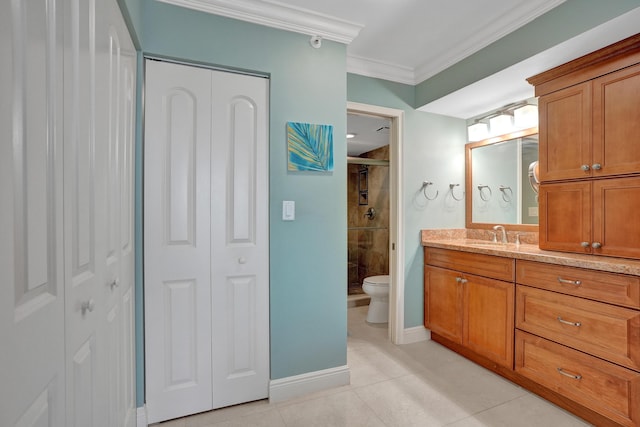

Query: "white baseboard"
(137, 406), (148, 427)
(269, 365), (350, 403)
(399, 325), (430, 344)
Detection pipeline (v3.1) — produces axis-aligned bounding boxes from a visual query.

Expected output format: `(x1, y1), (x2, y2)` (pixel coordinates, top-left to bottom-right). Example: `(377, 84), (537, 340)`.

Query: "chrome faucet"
(493, 225), (507, 244)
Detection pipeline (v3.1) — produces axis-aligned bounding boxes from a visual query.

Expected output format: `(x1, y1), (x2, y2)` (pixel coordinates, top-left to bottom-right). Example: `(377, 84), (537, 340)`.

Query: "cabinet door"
(538, 82), (592, 182)
(539, 181), (592, 253)
(593, 64), (640, 177)
(593, 177), (640, 259)
(465, 274), (514, 368)
(424, 266), (463, 344)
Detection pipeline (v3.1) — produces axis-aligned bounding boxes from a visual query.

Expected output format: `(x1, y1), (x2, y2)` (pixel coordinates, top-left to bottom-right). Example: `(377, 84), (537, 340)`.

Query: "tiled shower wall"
(347, 146), (389, 295)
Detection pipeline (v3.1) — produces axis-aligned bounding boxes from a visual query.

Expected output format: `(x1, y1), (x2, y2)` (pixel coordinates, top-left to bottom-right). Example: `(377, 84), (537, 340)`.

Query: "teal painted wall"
(131, 0), (348, 406)
(416, 0), (640, 106)
(346, 74), (467, 328)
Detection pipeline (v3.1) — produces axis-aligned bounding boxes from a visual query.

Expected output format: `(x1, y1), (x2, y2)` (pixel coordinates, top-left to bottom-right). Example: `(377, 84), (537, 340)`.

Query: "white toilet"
(362, 275), (390, 323)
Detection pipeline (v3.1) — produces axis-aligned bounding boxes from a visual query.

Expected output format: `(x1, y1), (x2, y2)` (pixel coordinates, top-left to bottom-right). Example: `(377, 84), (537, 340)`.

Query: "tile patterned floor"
(152, 305), (592, 427)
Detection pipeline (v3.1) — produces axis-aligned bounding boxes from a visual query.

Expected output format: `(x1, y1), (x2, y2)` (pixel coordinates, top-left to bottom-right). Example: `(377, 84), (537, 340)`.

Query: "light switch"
(528, 206), (539, 217)
(282, 200), (295, 221)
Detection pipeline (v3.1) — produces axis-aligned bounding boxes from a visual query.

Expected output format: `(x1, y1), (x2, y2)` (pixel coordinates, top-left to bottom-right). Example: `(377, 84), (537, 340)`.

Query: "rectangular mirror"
(465, 127), (539, 231)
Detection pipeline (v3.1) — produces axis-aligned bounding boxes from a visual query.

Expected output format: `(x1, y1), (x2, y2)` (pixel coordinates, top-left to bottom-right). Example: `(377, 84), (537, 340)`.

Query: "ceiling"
(347, 114), (390, 157)
(161, 0), (640, 120)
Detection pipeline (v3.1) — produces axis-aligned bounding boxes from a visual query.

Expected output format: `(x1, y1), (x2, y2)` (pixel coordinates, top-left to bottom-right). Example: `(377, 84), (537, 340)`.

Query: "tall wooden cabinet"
(529, 34), (640, 259)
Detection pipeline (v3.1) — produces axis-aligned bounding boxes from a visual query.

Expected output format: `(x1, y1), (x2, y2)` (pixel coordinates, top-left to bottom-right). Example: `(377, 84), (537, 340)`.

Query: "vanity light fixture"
(346, 133), (356, 139)
(489, 113), (514, 137)
(467, 121), (489, 142)
(467, 101), (538, 140)
(514, 104), (538, 129)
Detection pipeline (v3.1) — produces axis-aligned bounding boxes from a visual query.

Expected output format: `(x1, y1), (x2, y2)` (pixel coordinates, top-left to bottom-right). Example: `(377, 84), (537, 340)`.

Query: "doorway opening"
(347, 102), (404, 344)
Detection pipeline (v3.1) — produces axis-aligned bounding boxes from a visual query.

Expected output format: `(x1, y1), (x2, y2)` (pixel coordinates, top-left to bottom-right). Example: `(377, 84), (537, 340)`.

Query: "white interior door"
(0, 1), (66, 425)
(144, 59), (270, 423)
(64, 0), (137, 425)
(1, 1), (136, 426)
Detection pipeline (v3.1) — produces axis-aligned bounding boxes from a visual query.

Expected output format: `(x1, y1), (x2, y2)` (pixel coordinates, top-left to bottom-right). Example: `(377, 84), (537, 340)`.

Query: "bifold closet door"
(0, 0), (136, 426)
(0, 1), (66, 425)
(144, 60), (269, 424)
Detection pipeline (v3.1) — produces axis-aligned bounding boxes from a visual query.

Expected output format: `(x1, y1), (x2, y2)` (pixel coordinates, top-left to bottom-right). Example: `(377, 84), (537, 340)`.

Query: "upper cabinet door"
(538, 82), (592, 182)
(592, 63), (640, 177)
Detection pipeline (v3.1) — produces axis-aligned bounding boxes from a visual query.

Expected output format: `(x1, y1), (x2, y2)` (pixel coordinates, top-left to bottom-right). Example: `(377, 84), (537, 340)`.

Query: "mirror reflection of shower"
(347, 113), (390, 303)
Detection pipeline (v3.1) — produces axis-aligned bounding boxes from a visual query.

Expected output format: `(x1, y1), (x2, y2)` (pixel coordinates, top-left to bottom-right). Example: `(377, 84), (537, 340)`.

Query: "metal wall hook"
(449, 183), (463, 201)
(477, 184), (492, 201)
(421, 181), (438, 200)
(499, 185), (513, 202)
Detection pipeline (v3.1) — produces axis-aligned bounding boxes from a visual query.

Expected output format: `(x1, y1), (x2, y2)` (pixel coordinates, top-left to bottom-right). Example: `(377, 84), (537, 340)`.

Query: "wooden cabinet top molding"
(528, 32), (640, 96)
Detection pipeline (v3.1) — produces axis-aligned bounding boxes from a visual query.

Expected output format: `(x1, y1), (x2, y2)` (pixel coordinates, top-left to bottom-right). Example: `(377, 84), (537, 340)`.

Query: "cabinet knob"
(81, 299), (96, 315)
(455, 277), (467, 284)
(580, 242), (590, 248)
(592, 163), (602, 170)
(580, 164), (590, 171)
(109, 279), (119, 289)
(592, 242), (602, 249)
(238, 257), (247, 264)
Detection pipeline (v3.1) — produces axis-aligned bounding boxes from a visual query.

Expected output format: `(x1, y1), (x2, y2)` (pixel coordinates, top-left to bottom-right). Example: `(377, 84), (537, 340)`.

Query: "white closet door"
(64, 0), (137, 425)
(0, 1), (66, 426)
(64, 0), (105, 424)
(100, 0), (137, 425)
(210, 71), (270, 409)
(144, 60), (215, 423)
(144, 60), (269, 423)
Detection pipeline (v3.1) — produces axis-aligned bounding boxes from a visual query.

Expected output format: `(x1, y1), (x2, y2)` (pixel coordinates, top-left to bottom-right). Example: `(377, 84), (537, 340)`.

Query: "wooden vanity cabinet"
(424, 248), (515, 368)
(515, 260), (640, 427)
(539, 176), (640, 258)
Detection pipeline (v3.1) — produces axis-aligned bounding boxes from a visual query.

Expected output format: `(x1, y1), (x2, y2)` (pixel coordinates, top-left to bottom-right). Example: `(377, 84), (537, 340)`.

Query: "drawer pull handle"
(557, 316), (581, 327)
(557, 367), (582, 380)
(557, 277), (582, 286)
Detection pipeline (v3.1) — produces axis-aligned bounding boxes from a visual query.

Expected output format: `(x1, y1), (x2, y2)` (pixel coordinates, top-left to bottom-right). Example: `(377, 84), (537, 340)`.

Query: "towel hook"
(477, 184), (492, 201)
(499, 185), (513, 203)
(449, 183), (463, 201)
(421, 181), (438, 200)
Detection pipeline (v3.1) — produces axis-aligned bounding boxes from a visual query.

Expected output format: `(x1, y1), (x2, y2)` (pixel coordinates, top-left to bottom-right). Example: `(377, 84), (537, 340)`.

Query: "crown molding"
(156, 0), (363, 44)
(414, 0), (566, 83)
(347, 55), (416, 86)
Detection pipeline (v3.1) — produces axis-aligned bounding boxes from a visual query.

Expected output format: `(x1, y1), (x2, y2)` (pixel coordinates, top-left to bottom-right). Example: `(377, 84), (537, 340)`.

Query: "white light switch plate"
(283, 200), (295, 221)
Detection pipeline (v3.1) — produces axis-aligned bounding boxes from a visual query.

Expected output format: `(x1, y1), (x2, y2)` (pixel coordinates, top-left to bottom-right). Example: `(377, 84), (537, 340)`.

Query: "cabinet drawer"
(516, 285), (640, 371)
(516, 260), (640, 308)
(516, 331), (640, 427)
(425, 247), (514, 282)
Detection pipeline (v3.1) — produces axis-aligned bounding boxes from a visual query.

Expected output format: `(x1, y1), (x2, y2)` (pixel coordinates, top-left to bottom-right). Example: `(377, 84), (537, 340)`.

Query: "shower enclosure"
(347, 149), (390, 295)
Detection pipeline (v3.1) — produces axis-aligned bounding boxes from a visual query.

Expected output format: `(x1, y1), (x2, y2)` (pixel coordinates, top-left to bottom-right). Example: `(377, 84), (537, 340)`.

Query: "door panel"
(539, 181), (592, 253)
(593, 64), (640, 177)
(538, 83), (592, 182)
(593, 177), (640, 259)
(424, 266), (463, 344)
(65, 0), (103, 424)
(211, 71), (269, 409)
(0, 0), (66, 425)
(144, 60), (214, 423)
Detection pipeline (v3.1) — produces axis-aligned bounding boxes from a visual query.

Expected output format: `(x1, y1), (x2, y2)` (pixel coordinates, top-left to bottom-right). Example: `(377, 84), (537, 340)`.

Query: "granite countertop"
(421, 233), (640, 277)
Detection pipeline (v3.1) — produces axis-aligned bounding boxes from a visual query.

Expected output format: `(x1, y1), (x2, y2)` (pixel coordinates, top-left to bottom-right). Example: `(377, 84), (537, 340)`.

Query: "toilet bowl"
(362, 275), (390, 323)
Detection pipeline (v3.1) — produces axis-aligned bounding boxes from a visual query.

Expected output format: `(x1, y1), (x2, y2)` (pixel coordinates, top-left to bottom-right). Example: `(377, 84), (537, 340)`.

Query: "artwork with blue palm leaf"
(287, 122), (334, 171)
